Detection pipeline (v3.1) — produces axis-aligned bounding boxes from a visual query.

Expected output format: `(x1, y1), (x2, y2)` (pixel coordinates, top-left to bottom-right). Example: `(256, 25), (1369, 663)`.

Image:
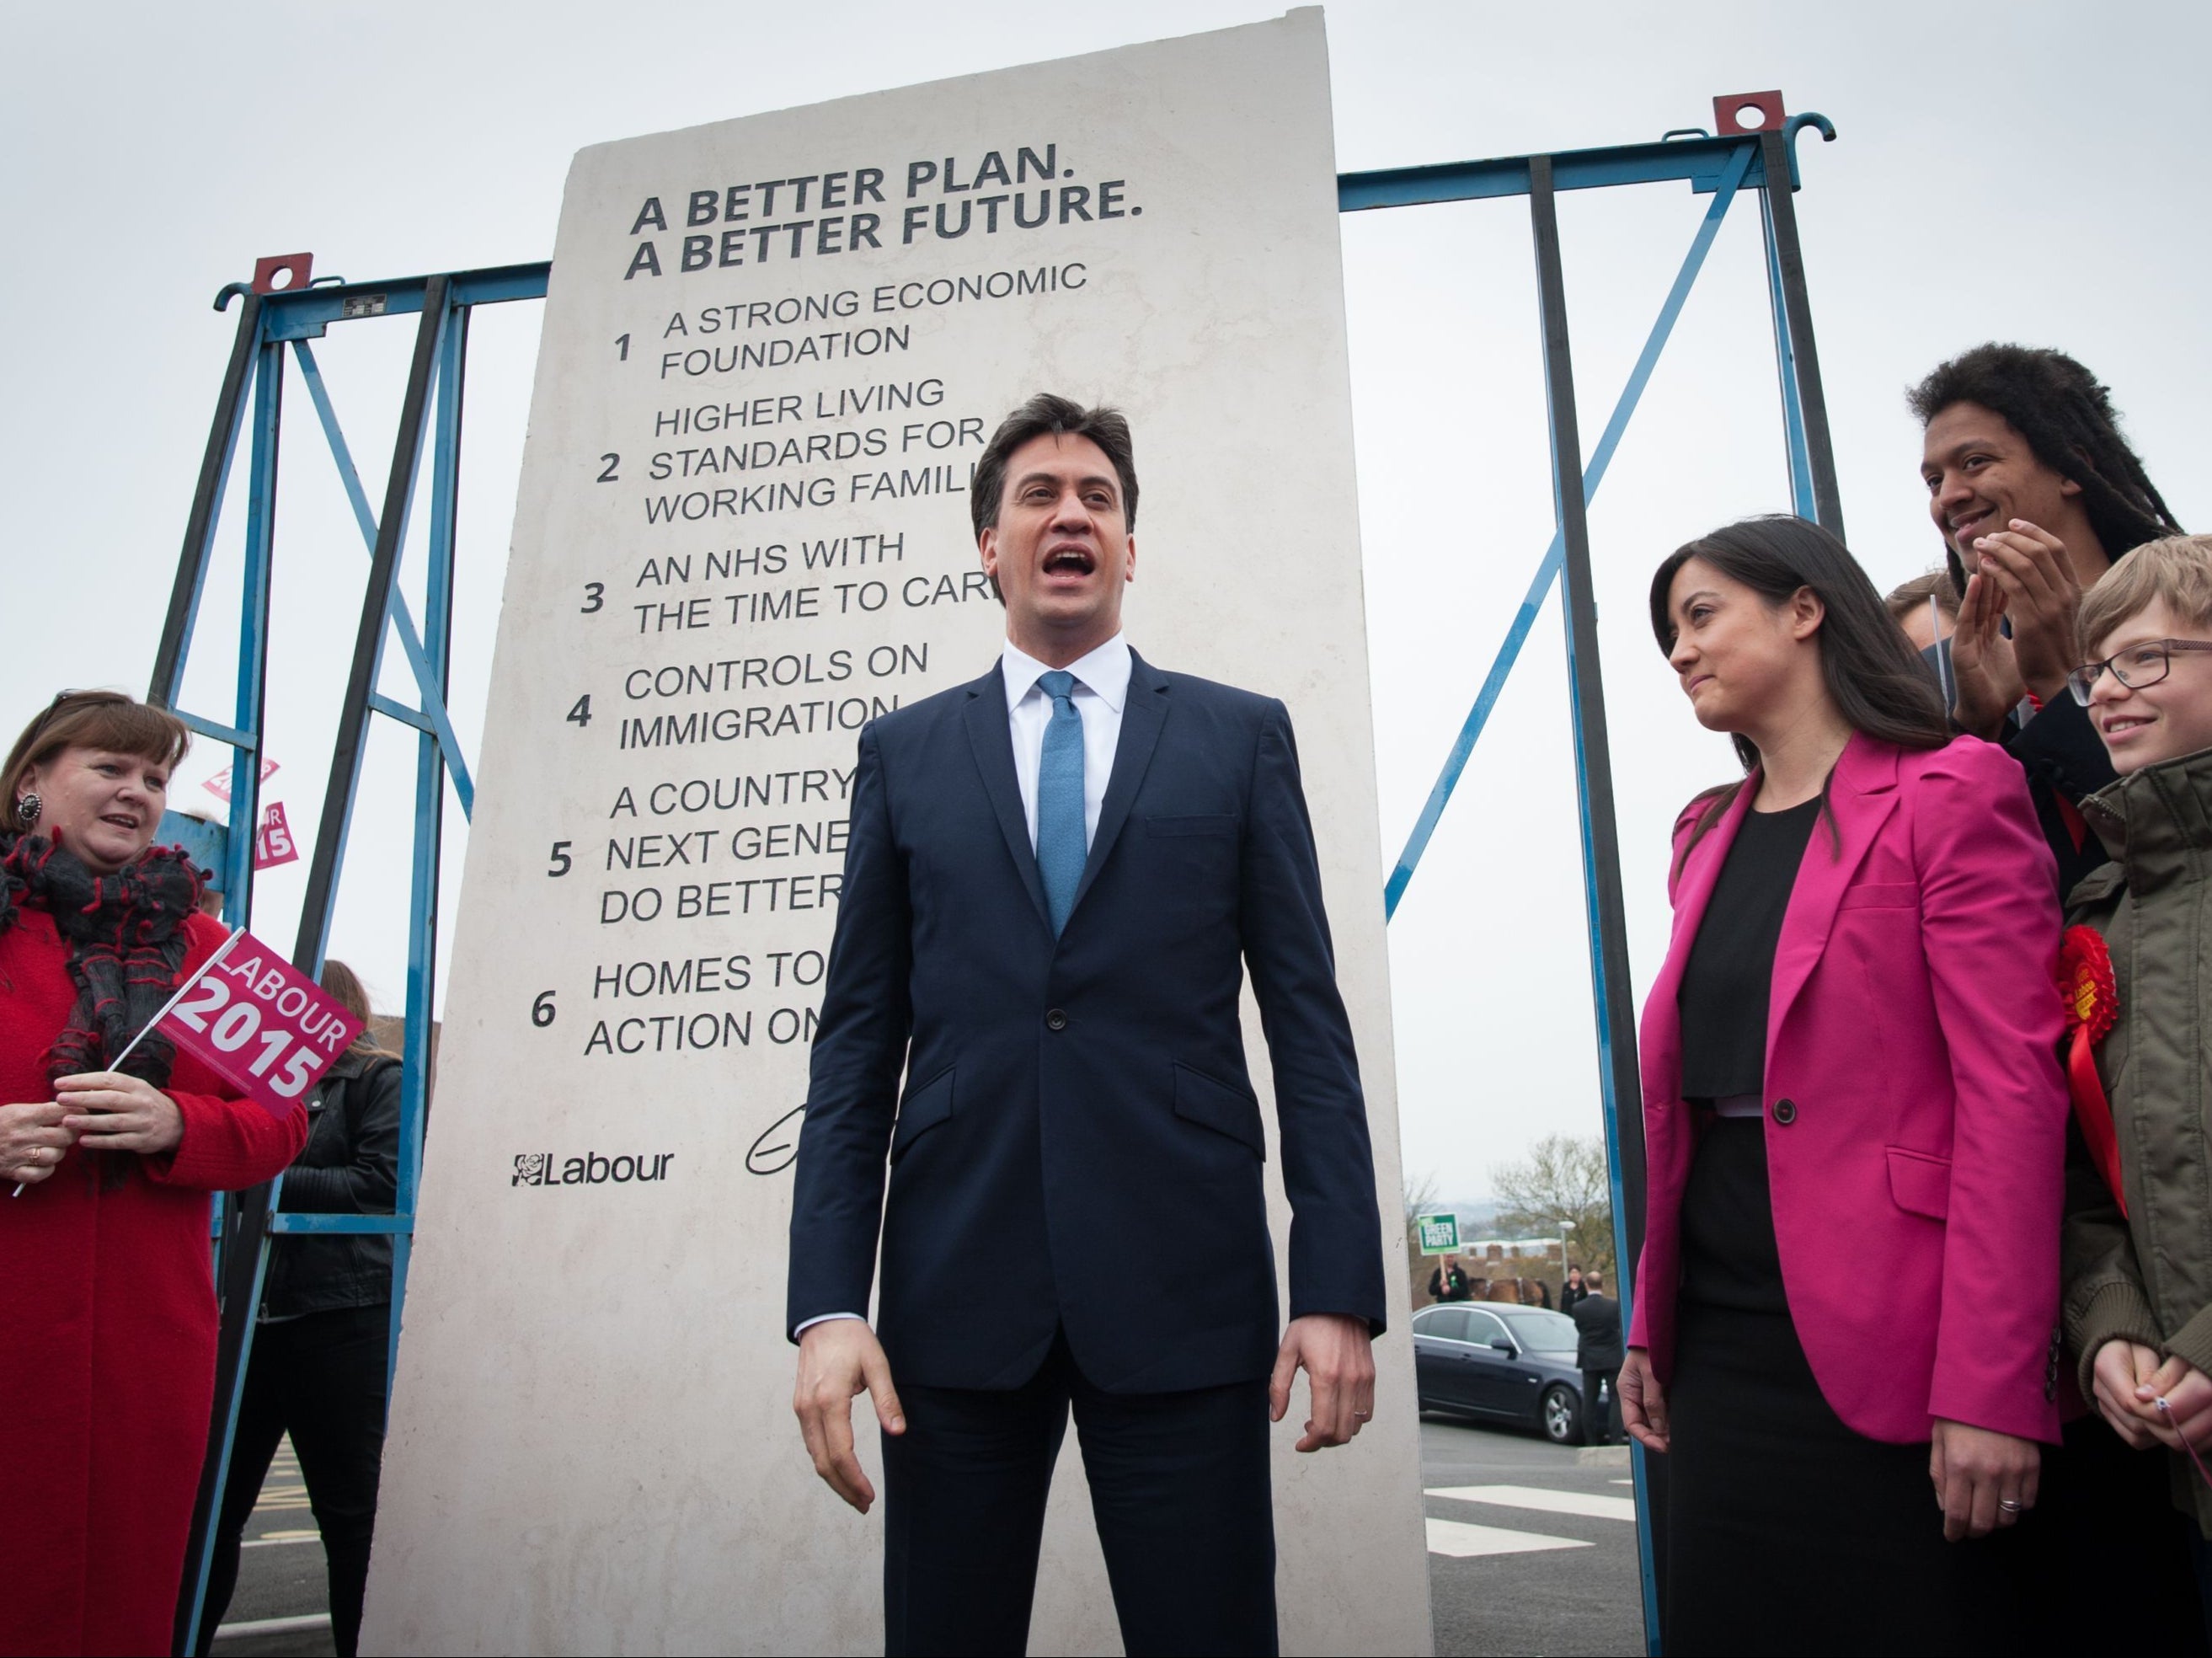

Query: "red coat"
(0, 907), (307, 1655)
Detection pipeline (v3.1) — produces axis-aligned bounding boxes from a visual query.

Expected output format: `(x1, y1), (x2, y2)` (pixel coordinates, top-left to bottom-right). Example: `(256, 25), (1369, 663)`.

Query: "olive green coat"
(2062, 746), (2212, 1536)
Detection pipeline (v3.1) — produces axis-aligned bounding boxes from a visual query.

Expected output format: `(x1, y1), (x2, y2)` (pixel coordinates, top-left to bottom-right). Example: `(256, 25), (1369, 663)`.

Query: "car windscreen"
(1499, 1309), (1579, 1353)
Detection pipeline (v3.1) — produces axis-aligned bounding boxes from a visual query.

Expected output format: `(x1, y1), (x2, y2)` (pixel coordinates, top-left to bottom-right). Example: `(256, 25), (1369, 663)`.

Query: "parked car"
(1412, 1302), (1589, 1443)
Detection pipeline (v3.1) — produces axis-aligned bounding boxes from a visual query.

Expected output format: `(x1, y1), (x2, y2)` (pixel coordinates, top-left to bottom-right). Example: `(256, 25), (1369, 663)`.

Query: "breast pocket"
(1887, 1146), (1951, 1221)
(889, 1066), (954, 1164)
(1173, 1062), (1266, 1161)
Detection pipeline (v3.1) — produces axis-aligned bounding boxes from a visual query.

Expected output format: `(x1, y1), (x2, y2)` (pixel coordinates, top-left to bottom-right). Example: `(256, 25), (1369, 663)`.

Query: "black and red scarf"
(0, 832), (204, 1090)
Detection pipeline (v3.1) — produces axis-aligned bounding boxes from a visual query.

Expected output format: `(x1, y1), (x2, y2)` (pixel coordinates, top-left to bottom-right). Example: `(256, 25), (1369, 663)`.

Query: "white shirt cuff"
(794, 1312), (867, 1335)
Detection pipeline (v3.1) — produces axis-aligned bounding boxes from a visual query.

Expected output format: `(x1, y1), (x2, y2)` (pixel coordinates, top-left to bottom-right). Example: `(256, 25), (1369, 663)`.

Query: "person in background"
(1561, 1265), (1588, 1314)
(193, 960), (401, 1658)
(1915, 349), (2205, 1653)
(1886, 570), (1958, 654)
(1620, 517), (2068, 1653)
(1427, 1253), (1472, 1302)
(0, 691), (308, 1656)
(2058, 537), (2212, 1646)
(1910, 344), (2184, 896)
(1572, 1271), (1623, 1447)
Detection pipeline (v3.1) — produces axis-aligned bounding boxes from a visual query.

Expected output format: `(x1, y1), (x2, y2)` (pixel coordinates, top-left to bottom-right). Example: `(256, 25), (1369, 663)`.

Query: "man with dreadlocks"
(1912, 343), (2185, 895)
(1913, 346), (2204, 1652)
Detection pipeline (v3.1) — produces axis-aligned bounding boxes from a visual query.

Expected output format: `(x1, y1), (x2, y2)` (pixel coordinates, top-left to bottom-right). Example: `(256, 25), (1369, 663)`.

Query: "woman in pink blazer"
(1620, 517), (2069, 1655)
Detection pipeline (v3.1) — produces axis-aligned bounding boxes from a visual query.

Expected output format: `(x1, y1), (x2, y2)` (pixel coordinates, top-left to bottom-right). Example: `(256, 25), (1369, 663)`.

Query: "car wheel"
(1541, 1384), (1581, 1445)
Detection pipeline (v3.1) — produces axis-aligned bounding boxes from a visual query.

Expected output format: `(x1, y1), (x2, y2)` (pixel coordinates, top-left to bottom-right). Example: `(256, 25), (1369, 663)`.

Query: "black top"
(261, 1051), (401, 1321)
(1676, 796), (1820, 1100)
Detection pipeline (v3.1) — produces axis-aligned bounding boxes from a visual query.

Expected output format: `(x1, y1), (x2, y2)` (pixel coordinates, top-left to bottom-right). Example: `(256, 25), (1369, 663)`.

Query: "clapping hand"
(1969, 521), (2085, 707)
(1948, 569), (2026, 741)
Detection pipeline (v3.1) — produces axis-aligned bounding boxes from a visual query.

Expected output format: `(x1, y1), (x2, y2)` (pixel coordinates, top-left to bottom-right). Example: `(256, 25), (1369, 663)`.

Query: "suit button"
(1045, 1008), (1068, 1031)
(1771, 1098), (1798, 1126)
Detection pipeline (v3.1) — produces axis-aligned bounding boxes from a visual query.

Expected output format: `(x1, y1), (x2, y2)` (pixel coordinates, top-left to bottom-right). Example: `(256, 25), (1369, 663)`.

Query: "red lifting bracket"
(1712, 91), (1786, 136)
(251, 253), (314, 295)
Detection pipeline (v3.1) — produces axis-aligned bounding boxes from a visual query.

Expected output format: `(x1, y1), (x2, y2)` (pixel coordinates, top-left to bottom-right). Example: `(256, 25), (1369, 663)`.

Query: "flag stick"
(13, 924), (248, 1196)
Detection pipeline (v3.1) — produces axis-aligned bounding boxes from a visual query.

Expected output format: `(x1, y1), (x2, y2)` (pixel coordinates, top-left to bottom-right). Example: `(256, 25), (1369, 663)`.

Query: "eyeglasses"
(2066, 639), (2212, 705)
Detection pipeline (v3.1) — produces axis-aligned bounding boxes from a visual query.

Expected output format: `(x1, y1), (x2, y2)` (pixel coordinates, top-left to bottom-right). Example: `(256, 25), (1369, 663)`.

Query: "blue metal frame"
(156, 108), (1842, 1657)
(153, 263), (544, 1654)
(1346, 111), (1839, 1655)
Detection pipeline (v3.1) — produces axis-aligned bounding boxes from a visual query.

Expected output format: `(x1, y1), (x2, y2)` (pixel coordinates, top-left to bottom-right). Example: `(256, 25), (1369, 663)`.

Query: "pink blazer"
(1627, 733), (2068, 1444)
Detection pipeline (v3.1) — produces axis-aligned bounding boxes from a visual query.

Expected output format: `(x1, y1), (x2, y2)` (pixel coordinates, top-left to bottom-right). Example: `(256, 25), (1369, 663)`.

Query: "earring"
(15, 794), (40, 828)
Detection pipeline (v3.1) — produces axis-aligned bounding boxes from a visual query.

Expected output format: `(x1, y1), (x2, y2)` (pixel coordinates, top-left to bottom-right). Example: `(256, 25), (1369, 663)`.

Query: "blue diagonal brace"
(1383, 140), (1755, 918)
(291, 340), (476, 817)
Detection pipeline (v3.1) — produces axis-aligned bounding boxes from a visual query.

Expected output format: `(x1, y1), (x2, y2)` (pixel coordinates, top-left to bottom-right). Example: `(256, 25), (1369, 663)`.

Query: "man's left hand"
(1972, 520), (2084, 705)
(1269, 1313), (1375, 1452)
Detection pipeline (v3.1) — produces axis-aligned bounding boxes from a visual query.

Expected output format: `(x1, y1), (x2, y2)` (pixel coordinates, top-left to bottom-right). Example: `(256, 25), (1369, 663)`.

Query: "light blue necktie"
(1035, 670), (1086, 937)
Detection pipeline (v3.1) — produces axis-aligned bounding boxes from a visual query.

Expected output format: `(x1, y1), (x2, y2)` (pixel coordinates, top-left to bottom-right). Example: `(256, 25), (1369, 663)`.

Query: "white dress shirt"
(795, 633), (1132, 1340)
(999, 633), (1130, 853)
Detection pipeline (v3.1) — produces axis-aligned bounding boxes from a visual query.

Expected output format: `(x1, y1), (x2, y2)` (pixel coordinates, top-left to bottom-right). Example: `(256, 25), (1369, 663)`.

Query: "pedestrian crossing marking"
(1425, 1484), (1637, 1522)
(1425, 1517), (1590, 1558)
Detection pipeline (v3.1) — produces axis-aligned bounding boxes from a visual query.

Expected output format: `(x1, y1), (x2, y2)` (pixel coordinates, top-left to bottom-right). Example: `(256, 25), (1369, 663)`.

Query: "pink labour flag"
(161, 930), (364, 1119)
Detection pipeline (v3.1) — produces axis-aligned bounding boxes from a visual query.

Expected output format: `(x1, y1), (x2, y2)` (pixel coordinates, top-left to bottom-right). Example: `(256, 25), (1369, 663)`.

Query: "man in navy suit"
(787, 394), (1386, 1656)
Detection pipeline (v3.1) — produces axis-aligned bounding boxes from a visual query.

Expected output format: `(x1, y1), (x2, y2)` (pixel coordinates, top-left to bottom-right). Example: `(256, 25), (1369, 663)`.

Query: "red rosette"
(2055, 924), (2125, 1216)
(2058, 924), (2118, 1045)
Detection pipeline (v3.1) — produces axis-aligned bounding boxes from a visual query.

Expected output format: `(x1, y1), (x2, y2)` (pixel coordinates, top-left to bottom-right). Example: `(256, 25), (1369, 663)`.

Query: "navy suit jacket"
(786, 650), (1387, 1393)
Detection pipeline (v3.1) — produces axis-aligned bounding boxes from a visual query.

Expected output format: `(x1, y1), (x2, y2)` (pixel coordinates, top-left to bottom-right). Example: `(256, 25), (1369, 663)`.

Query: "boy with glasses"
(2062, 535), (2212, 1643)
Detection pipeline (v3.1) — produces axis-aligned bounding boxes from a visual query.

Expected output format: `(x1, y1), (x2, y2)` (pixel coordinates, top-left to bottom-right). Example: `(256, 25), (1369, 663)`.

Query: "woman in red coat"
(0, 691), (308, 1656)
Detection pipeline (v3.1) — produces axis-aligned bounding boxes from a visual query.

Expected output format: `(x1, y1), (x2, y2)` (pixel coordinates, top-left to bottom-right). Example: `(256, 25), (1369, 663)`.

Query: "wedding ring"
(1998, 1499), (2025, 1513)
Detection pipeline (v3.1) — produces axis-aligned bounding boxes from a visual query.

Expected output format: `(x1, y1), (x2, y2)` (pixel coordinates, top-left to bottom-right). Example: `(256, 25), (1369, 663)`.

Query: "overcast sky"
(5, 1), (2206, 1206)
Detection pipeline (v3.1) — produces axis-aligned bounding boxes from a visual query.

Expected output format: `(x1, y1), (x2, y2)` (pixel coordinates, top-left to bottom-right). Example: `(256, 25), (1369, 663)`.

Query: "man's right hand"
(793, 1318), (906, 1513)
(1617, 1347), (1669, 1453)
(1949, 568), (2027, 741)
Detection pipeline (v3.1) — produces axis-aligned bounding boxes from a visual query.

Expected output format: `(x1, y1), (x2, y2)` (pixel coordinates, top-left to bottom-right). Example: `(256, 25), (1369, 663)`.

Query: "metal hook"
(212, 281), (253, 313)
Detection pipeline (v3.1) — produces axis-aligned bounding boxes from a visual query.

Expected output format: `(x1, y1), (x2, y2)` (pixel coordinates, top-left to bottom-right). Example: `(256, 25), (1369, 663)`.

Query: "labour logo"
(510, 1150), (673, 1188)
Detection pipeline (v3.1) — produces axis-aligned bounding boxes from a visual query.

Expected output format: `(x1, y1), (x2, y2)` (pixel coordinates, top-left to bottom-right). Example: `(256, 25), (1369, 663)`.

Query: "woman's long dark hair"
(1649, 516), (1951, 860)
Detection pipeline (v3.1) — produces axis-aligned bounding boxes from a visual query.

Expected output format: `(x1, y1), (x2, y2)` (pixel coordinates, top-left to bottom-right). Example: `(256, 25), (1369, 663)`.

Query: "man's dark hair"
(1907, 344), (2182, 593)
(970, 393), (1138, 543)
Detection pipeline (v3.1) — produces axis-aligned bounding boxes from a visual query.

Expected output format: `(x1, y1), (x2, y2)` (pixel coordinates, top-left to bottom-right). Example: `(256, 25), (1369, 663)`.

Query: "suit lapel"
(1766, 734), (1899, 1060)
(962, 664), (1051, 928)
(1068, 651), (1169, 919)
